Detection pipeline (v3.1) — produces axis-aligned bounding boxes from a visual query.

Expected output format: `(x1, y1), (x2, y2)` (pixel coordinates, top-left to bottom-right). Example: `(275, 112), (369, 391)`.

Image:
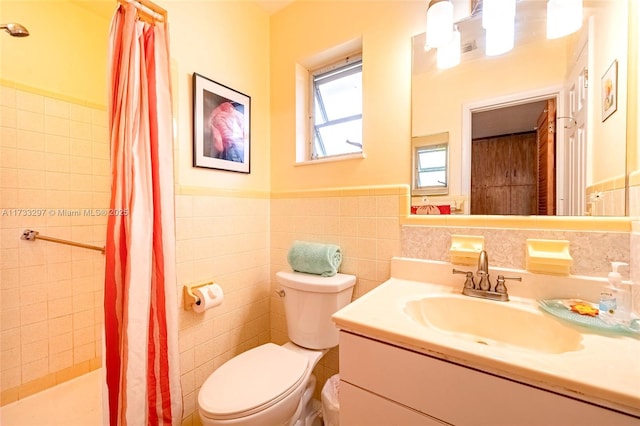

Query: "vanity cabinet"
(339, 331), (638, 426)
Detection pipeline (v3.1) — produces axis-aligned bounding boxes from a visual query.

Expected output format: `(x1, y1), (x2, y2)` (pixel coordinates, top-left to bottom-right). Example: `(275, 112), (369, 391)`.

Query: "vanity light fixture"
(483, 0), (516, 56)
(425, 0), (454, 49)
(437, 26), (461, 69)
(547, 0), (583, 39)
(482, 0), (515, 30)
(485, 20), (515, 56)
(428, 0), (583, 68)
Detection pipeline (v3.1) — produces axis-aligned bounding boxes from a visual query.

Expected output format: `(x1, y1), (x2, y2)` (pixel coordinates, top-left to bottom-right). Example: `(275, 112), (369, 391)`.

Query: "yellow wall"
(166, 0), (271, 193)
(269, 1), (425, 192)
(590, 0), (628, 184)
(0, 0), (109, 107)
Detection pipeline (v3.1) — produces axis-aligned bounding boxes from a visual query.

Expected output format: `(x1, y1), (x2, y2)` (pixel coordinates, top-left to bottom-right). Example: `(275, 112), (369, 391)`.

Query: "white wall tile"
(69, 121), (91, 141)
(1, 126), (17, 148)
(45, 134), (70, 155)
(0, 327), (20, 351)
(21, 358), (48, 382)
(16, 91), (44, 114)
(69, 104), (91, 124)
(44, 98), (70, 119)
(0, 86), (16, 107)
(17, 131), (45, 152)
(0, 106), (17, 128)
(17, 110), (44, 133)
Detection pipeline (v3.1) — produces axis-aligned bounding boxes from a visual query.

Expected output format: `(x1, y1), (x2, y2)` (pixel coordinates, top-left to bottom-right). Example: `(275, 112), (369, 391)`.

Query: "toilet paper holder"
(183, 281), (214, 310)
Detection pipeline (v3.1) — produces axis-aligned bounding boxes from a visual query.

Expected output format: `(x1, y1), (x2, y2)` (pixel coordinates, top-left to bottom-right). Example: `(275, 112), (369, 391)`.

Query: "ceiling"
(471, 100), (548, 140)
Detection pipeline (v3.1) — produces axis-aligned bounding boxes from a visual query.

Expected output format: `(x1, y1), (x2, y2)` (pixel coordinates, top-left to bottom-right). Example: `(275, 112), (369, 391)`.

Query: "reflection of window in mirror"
(412, 133), (449, 196)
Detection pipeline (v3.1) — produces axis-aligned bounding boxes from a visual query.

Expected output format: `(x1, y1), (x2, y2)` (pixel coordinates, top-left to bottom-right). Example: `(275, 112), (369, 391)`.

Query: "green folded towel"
(287, 241), (342, 277)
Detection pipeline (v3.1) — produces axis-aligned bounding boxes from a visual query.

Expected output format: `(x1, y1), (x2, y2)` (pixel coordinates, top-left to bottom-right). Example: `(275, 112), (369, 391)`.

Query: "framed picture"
(601, 60), (617, 122)
(192, 72), (250, 173)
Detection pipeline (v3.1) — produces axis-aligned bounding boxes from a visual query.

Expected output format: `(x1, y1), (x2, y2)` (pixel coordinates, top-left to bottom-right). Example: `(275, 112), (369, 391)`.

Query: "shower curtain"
(104, 3), (182, 425)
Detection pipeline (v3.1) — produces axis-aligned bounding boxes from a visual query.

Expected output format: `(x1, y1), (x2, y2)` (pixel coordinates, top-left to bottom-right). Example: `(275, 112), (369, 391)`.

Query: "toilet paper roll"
(192, 283), (224, 313)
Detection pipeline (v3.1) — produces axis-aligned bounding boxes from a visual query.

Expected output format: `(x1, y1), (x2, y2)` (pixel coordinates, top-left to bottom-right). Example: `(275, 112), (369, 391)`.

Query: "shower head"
(1, 23), (30, 37)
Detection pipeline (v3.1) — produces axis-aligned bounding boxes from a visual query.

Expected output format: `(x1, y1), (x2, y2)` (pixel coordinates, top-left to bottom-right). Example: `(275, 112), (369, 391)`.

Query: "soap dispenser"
(599, 262), (630, 326)
(598, 287), (617, 325)
(611, 262), (631, 325)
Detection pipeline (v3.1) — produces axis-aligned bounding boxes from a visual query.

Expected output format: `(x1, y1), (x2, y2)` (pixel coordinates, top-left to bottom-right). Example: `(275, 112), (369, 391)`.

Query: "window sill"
(295, 152), (366, 167)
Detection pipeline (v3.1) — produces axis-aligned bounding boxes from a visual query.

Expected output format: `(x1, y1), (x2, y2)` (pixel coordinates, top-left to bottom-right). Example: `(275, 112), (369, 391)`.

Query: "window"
(311, 56), (362, 159)
(416, 144), (447, 187)
(412, 133), (449, 196)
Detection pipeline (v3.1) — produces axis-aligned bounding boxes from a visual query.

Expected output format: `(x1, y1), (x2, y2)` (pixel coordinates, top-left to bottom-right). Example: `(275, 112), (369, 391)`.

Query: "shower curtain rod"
(118, 0), (167, 24)
(21, 229), (106, 254)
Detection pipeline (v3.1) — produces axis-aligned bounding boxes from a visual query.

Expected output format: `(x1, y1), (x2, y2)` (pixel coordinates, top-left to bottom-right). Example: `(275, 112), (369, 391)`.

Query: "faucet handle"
(494, 275), (522, 294)
(452, 268), (475, 289)
(476, 271), (491, 291)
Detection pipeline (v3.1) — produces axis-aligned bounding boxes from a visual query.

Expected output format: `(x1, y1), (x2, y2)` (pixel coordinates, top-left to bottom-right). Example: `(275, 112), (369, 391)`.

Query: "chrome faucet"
(475, 250), (491, 291)
(452, 250), (521, 302)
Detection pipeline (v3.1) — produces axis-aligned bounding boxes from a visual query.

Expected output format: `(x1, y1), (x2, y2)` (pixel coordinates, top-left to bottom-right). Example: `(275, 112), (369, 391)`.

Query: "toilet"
(198, 270), (356, 426)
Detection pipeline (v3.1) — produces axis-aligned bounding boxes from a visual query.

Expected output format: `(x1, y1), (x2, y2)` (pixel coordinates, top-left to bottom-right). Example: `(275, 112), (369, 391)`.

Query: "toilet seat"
(198, 343), (309, 421)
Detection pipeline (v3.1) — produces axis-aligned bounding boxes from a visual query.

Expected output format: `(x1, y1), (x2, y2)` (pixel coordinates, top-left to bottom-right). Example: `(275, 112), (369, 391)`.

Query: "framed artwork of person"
(193, 72), (251, 173)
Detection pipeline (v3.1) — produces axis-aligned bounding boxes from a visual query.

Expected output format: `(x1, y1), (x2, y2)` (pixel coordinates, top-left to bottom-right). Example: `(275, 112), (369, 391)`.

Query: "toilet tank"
(276, 271), (356, 350)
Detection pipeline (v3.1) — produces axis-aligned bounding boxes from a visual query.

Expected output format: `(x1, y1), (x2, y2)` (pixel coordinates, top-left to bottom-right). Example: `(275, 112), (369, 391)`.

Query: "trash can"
(321, 374), (340, 426)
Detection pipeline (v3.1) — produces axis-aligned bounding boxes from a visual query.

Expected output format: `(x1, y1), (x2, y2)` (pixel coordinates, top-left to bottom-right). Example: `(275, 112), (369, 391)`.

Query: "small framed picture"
(192, 72), (250, 173)
(601, 60), (617, 122)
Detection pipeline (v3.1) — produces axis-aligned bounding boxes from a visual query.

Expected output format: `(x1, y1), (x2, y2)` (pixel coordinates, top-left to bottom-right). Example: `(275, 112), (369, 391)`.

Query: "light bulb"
(483, 0), (516, 30)
(437, 27), (461, 69)
(486, 22), (515, 56)
(547, 0), (583, 39)
(426, 0), (454, 49)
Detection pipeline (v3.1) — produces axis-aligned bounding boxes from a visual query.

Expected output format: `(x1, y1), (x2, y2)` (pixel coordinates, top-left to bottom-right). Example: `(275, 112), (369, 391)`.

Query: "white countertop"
(332, 258), (640, 417)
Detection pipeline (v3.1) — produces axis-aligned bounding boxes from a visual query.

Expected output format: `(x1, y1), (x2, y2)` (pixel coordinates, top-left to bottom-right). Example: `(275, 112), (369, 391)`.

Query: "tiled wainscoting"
(174, 189), (271, 424)
(269, 186), (406, 398)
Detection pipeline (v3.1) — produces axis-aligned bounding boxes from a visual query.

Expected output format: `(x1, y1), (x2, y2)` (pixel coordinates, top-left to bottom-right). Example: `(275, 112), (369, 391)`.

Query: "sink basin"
(404, 295), (583, 354)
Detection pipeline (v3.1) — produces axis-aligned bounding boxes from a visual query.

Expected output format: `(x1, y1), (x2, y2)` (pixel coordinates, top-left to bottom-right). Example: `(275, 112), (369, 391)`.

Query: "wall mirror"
(411, 0), (631, 217)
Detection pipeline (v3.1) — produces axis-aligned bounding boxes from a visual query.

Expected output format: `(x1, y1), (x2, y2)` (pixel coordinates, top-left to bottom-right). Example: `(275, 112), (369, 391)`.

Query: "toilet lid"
(198, 343), (308, 420)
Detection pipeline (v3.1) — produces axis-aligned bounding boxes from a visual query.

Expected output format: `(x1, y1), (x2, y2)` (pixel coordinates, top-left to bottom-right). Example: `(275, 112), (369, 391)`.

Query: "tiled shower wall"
(174, 191), (271, 424)
(0, 84), (108, 404)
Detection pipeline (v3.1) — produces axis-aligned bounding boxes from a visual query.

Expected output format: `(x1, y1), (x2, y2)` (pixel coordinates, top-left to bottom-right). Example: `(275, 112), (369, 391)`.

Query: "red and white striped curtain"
(104, 3), (182, 425)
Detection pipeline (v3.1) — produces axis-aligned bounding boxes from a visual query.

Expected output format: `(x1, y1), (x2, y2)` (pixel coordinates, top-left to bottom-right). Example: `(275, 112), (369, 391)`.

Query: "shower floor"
(0, 369), (101, 426)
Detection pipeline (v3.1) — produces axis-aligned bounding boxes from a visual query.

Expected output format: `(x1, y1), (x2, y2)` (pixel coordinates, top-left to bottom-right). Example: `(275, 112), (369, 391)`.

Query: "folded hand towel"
(287, 241), (343, 277)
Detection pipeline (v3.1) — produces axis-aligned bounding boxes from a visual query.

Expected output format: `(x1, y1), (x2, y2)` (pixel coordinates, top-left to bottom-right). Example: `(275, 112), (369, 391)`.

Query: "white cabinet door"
(339, 332), (639, 425)
(340, 381), (448, 426)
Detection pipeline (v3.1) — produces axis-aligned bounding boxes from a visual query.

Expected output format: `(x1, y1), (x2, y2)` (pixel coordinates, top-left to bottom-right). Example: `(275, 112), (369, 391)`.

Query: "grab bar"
(21, 229), (105, 254)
